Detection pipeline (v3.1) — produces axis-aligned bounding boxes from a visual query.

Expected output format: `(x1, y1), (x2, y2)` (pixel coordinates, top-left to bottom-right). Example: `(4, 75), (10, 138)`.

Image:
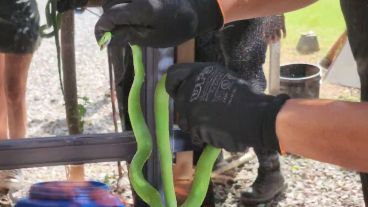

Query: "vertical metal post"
(126, 47), (174, 207)
(142, 47), (162, 201)
(144, 47), (175, 201)
(268, 42), (281, 95)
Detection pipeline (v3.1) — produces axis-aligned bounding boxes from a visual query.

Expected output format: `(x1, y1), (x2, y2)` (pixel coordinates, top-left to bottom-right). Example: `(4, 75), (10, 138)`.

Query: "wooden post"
(60, 11), (85, 181)
(173, 151), (194, 204)
(174, 40), (195, 204)
(268, 42), (281, 95)
(176, 39), (195, 63)
(174, 40), (195, 186)
(319, 31), (348, 69)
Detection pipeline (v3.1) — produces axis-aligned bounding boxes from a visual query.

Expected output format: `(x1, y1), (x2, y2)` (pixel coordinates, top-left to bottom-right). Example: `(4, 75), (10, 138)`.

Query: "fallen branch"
(212, 151), (255, 177)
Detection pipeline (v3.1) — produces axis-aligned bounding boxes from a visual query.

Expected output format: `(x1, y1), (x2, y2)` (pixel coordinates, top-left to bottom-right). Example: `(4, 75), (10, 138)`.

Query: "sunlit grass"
(281, 0), (346, 64)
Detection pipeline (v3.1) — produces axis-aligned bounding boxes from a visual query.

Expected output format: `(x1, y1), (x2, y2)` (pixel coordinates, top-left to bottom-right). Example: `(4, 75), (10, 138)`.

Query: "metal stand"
(108, 39), (213, 206)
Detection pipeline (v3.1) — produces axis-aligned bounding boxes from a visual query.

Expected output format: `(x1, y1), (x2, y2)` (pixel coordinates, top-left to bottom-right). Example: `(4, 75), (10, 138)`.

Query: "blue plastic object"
(16, 181), (125, 207)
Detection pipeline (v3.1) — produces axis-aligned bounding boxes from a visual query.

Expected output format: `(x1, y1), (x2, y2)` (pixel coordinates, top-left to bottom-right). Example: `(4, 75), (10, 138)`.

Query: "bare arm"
(276, 99), (368, 172)
(218, 0), (318, 24)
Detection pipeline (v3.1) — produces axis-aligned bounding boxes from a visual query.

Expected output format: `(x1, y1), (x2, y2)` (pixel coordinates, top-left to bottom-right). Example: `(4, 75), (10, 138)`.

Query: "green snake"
(154, 74), (177, 207)
(128, 45), (164, 207)
(99, 33), (221, 207)
(40, 0), (63, 95)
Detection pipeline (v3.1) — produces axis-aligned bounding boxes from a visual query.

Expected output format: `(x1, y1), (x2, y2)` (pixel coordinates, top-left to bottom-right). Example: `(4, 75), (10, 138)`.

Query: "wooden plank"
(174, 151), (194, 204)
(176, 39), (195, 63)
(174, 39), (195, 184)
(268, 42), (281, 95)
(174, 151), (194, 181)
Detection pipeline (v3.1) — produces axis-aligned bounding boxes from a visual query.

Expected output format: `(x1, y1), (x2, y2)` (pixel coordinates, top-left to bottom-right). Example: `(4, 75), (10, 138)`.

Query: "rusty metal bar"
(0, 130), (191, 171)
(0, 133), (136, 170)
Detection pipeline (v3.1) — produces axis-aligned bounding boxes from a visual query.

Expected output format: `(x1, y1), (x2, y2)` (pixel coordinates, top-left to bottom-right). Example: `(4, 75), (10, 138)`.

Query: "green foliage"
(291, 165), (300, 171)
(103, 174), (115, 186)
(78, 96), (90, 131)
(338, 94), (359, 102)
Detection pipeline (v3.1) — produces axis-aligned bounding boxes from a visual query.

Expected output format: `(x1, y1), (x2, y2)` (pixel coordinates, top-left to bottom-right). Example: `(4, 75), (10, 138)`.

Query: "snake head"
(98, 32), (112, 50)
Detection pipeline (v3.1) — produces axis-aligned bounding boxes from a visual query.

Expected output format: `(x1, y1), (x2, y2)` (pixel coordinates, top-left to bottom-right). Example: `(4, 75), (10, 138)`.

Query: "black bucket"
(280, 64), (321, 98)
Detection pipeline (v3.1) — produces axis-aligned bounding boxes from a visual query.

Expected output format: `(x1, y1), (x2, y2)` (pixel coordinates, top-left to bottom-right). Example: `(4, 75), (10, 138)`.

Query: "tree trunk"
(61, 11), (84, 181)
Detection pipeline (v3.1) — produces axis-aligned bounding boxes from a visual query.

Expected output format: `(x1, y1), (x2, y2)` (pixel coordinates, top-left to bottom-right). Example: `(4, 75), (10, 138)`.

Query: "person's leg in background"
(0, 54), (8, 139)
(340, 0), (368, 100)
(196, 18), (286, 205)
(194, 29), (226, 207)
(5, 54), (33, 139)
(219, 19), (286, 205)
(0, 0), (40, 196)
(340, 0), (368, 204)
(0, 54), (33, 197)
(219, 19), (267, 92)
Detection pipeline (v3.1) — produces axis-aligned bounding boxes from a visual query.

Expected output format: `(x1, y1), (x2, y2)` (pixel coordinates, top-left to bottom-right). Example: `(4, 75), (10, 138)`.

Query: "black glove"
(57, 0), (88, 13)
(166, 63), (289, 152)
(94, 0), (224, 48)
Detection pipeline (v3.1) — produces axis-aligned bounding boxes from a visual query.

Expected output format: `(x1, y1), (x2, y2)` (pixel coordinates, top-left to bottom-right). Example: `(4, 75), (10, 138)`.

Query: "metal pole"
(143, 47), (175, 205)
(0, 133), (136, 170)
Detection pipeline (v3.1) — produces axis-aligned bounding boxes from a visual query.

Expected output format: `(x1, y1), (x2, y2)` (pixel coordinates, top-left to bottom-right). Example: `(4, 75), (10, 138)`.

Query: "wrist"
(216, 0), (233, 24)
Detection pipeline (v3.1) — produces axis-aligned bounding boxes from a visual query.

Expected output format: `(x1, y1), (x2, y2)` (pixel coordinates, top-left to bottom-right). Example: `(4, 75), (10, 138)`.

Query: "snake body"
(128, 45), (163, 207)
(40, 0), (63, 95)
(181, 146), (221, 207)
(99, 34), (221, 206)
(155, 75), (177, 207)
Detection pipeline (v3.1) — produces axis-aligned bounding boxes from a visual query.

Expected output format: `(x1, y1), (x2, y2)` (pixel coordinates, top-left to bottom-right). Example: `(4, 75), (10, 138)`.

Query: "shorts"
(0, 0), (40, 54)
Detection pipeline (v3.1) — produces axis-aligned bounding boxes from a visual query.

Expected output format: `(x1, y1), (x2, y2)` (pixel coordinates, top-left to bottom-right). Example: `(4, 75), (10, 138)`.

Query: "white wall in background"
(325, 42), (360, 88)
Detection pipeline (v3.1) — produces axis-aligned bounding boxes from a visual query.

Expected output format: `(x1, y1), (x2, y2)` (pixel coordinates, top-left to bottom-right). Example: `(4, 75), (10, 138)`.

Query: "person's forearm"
(276, 99), (368, 172)
(218, 0), (317, 24)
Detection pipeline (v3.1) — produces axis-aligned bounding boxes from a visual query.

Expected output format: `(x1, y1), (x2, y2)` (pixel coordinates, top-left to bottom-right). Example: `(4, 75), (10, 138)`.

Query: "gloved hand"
(57, 0), (89, 13)
(166, 63), (289, 152)
(262, 15), (286, 44)
(94, 0), (224, 48)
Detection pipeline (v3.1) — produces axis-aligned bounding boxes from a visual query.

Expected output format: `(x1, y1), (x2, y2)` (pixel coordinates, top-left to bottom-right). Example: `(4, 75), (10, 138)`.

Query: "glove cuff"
(195, 0), (224, 34)
(262, 94), (290, 153)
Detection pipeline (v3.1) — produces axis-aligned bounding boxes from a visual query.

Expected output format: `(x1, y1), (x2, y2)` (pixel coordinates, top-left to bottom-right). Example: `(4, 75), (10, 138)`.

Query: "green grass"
(285, 0), (346, 47)
(281, 0), (347, 64)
